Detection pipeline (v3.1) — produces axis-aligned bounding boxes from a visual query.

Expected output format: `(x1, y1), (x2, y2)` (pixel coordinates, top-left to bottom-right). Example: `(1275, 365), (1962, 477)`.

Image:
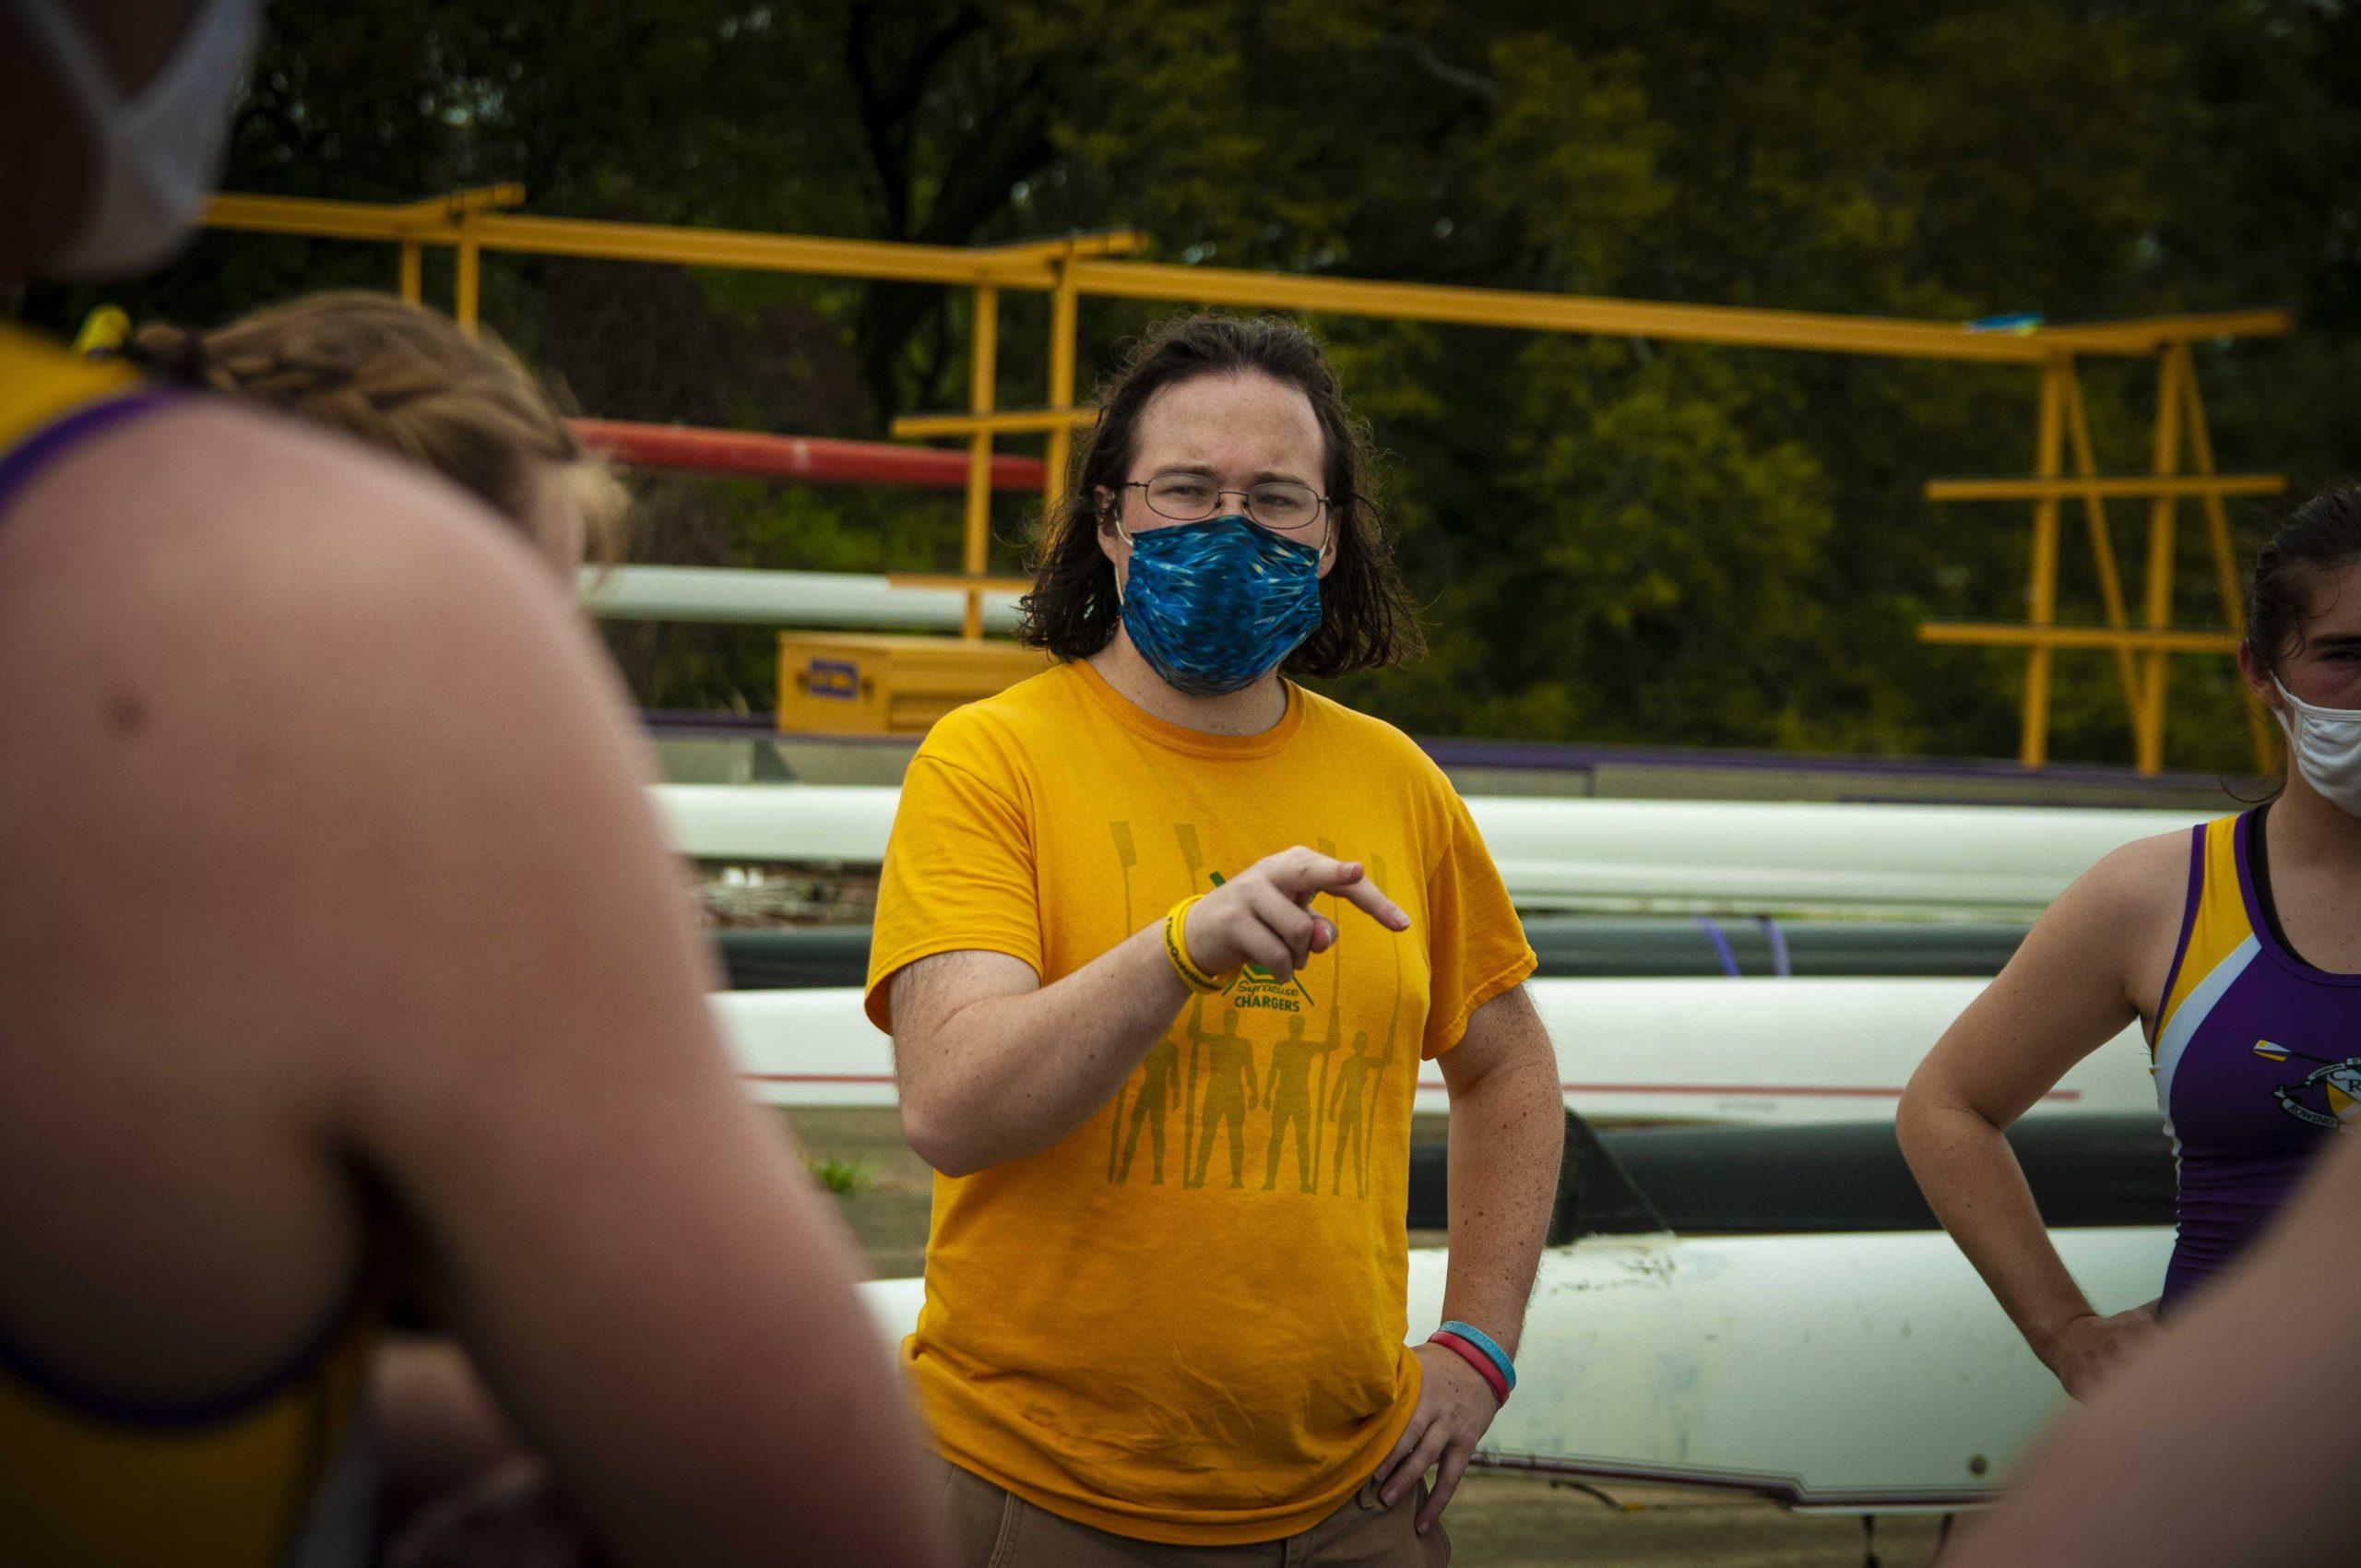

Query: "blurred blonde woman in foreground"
(113, 290), (626, 577)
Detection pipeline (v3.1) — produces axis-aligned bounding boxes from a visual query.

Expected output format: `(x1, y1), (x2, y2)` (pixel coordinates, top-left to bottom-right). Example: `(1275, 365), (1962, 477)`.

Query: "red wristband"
(1428, 1329), (1509, 1407)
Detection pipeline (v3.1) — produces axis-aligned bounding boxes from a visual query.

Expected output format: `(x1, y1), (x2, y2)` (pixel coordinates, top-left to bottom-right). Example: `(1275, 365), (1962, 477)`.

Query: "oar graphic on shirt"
(1107, 821), (1140, 1183)
(1324, 852), (1404, 1199)
(1309, 835), (1343, 1178)
(1175, 824), (1208, 1176)
(2253, 1039), (2361, 1131)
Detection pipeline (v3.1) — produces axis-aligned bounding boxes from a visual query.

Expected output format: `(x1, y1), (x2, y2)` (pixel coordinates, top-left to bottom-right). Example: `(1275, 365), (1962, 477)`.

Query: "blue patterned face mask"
(1119, 515), (1324, 696)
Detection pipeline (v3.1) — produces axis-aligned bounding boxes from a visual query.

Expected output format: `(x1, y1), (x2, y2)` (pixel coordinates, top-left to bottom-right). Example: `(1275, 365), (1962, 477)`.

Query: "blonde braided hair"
(125, 291), (627, 569)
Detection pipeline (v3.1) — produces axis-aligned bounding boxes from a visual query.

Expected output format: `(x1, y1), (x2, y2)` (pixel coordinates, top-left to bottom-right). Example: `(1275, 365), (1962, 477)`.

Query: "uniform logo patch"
(2255, 1039), (2361, 1132)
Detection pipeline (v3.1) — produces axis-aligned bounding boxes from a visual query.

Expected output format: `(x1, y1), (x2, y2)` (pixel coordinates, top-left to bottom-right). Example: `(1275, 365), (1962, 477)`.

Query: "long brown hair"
(122, 291), (627, 566)
(1018, 313), (1423, 675)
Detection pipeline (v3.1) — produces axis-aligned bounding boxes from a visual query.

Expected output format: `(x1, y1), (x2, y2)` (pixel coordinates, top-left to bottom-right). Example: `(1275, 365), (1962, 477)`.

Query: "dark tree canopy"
(20, 0), (2359, 768)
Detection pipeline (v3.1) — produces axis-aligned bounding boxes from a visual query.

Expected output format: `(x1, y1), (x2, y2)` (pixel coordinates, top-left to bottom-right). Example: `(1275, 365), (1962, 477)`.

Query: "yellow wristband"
(1162, 895), (1225, 992)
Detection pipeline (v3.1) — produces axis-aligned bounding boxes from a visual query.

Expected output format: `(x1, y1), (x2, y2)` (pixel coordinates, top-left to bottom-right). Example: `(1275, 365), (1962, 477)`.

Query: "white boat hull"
(858, 1226), (2171, 1511)
(722, 976), (2156, 1124)
(659, 785), (2201, 917)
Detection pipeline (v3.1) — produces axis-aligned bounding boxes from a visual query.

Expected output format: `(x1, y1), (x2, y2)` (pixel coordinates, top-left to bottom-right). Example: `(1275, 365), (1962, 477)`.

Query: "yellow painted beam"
(2179, 361), (2274, 774)
(455, 222), (481, 337)
(886, 573), (1038, 595)
(1043, 261), (1081, 513)
(1925, 473), (2284, 503)
(2136, 347), (2190, 775)
(2021, 361), (2067, 769)
(961, 284), (999, 641)
(205, 192), (445, 242)
(892, 407), (1099, 439)
(203, 193), (2290, 366)
(471, 213), (1058, 287)
(983, 231), (1148, 262)
(390, 184), (524, 221)
(1062, 259), (2283, 362)
(2058, 366), (2141, 723)
(1920, 623), (2240, 654)
(2043, 310), (2293, 349)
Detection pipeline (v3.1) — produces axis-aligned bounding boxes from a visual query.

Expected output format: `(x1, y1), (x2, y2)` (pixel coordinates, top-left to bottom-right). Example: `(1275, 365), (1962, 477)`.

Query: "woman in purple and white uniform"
(1899, 487), (2361, 1401)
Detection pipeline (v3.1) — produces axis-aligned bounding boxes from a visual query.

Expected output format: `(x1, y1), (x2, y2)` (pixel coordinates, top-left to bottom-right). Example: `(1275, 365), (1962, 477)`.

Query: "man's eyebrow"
(1145, 463), (1318, 487)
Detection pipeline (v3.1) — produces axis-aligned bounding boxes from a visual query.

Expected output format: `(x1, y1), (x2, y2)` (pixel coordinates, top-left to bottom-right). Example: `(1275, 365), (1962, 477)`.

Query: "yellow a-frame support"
(1920, 339), (2284, 773)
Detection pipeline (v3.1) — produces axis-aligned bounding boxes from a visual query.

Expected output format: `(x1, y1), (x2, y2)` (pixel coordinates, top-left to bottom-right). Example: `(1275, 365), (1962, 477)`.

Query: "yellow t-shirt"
(865, 658), (1536, 1545)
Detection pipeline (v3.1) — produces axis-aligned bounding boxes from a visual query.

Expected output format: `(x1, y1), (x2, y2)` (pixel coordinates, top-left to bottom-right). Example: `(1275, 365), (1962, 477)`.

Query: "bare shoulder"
(2051, 826), (2196, 938)
(0, 398), (587, 700)
(2008, 824), (2198, 1023)
(0, 398), (674, 1091)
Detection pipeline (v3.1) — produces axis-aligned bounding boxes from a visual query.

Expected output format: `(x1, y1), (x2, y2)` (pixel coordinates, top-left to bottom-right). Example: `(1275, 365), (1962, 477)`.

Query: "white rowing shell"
(658, 784), (2202, 918)
(722, 976), (2155, 1125)
(858, 1225), (2171, 1511)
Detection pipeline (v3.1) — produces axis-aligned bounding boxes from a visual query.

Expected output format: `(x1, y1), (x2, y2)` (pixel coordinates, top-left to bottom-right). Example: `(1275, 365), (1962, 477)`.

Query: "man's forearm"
(1439, 1051), (1562, 1355)
(905, 922), (1190, 1174)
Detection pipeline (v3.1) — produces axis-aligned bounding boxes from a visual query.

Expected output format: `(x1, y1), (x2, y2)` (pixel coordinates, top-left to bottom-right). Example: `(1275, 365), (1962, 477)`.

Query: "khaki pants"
(934, 1455), (1452, 1568)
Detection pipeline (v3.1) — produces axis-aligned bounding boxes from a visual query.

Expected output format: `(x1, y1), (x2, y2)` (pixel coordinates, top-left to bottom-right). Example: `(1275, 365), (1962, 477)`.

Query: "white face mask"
(12, 0), (259, 279)
(2274, 680), (2361, 816)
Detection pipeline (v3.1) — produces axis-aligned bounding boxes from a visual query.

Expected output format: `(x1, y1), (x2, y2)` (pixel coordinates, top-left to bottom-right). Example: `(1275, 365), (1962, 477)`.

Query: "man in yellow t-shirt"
(869, 314), (1565, 1563)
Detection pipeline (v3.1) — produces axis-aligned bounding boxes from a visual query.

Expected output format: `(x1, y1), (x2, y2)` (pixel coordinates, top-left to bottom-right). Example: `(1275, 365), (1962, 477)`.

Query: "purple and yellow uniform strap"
(0, 322), (172, 521)
(2150, 816), (2264, 1114)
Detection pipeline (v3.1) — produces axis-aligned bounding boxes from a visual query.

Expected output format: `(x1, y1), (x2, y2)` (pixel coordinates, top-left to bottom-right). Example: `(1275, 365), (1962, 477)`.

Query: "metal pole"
(455, 213), (482, 338)
(2178, 359), (2273, 776)
(1043, 253), (1080, 517)
(2058, 366), (2140, 726)
(963, 284), (1000, 642)
(2136, 348), (2189, 774)
(397, 241), (422, 304)
(2021, 358), (2068, 769)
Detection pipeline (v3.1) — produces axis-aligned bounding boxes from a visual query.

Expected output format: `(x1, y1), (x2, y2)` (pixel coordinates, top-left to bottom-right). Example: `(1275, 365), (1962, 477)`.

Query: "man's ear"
(1095, 490), (1127, 584)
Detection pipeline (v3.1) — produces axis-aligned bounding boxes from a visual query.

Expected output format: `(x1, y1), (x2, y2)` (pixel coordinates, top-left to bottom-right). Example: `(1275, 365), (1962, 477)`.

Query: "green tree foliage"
(19, 0), (2359, 767)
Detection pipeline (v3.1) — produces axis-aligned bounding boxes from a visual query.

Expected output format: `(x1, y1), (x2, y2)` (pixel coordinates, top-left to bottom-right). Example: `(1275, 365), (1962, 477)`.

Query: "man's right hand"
(2040, 1302), (2161, 1401)
(1182, 848), (1411, 984)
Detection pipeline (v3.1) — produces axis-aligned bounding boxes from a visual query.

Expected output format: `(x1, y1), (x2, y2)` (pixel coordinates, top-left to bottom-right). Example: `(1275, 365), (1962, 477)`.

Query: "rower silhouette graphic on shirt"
(1264, 998), (1346, 1193)
(1324, 1029), (1395, 1197)
(1186, 1004), (1260, 1189)
(1116, 1025), (1183, 1185)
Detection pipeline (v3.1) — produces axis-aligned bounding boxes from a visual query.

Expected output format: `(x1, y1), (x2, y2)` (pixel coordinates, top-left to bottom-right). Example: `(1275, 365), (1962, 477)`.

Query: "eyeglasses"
(1121, 471), (1334, 540)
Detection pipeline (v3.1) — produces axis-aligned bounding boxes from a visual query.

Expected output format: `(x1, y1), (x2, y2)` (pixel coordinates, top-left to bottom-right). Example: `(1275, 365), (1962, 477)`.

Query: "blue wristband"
(1437, 1320), (1515, 1394)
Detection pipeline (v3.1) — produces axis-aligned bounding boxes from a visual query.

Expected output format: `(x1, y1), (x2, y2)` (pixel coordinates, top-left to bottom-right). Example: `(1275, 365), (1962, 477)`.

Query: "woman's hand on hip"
(1182, 848), (1409, 984)
(2042, 1301), (2162, 1401)
(1374, 1342), (1499, 1536)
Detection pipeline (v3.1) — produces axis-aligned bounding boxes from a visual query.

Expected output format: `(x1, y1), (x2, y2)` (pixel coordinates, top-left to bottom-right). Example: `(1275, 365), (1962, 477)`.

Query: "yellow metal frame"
(1916, 342), (2284, 774)
(203, 187), (2292, 766)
